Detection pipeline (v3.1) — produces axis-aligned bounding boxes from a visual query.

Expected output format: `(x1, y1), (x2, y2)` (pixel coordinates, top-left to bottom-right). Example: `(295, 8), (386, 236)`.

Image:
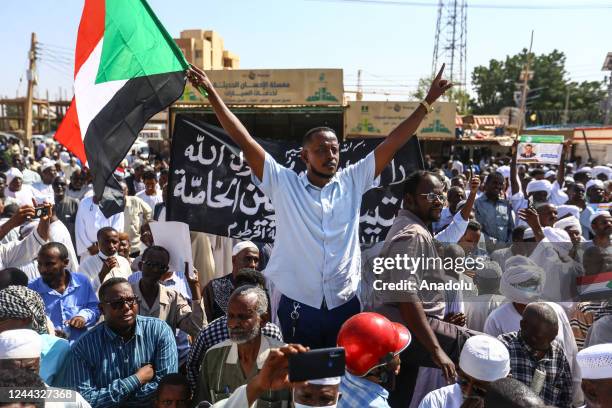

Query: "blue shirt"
(40, 333), (71, 387)
(63, 316), (178, 408)
(474, 195), (514, 243)
(339, 372), (390, 408)
(29, 272), (100, 343)
(253, 152), (377, 309)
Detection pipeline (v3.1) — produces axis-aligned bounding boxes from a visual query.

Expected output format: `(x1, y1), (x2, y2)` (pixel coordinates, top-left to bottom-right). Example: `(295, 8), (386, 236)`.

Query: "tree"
(470, 49), (606, 124)
(413, 77), (471, 115)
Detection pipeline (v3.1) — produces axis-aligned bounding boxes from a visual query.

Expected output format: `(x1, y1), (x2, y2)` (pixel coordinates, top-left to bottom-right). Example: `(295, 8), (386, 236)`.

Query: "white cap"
(554, 216), (581, 232)
(577, 343), (612, 380)
(545, 170), (556, 178)
(557, 205), (581, 220)
(523, 228), (535, 240)
(592, 165), (612, 180)
(526, 179), (552, 195)
(231, 241), (259, 257)
(309, 377), (342, 385)
(590, 211), (611, 225)
(586, 179), (605, 191)
(41, 160), (56, 172)
(497, 166), (510, 179)
(575, 166), (593, 174)
(0, 329), (41, 359)
(459, 335), (510, 382)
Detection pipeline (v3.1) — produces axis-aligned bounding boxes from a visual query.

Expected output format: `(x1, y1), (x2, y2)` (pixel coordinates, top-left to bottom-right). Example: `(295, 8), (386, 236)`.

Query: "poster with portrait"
(516, 135), (564, 164)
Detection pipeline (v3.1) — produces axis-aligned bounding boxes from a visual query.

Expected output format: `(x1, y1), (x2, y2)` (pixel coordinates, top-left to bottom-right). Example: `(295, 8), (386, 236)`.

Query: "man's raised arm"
(373, 64), (453, 177)
(187, 65), (266, 181)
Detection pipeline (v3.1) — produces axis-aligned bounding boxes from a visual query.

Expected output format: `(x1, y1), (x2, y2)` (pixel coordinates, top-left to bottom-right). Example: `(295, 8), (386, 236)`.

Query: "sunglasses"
(142, 260), (169, 271)
(419, 193), (446, 202)
(104, 297), (139, 310)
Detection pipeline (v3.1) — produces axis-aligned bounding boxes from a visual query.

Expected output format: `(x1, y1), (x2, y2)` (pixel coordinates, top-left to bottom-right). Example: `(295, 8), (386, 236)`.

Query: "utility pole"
(24, 32), (37, 148)
(602, 52), (612, 125)
(562, 87), (570, 125)
(517, 31), (534, 134)
(356, 69), (363, 101)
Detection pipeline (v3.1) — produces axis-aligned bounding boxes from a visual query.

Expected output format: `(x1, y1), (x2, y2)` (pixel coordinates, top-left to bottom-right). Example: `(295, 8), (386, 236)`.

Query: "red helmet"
(337, 312), (411, 377)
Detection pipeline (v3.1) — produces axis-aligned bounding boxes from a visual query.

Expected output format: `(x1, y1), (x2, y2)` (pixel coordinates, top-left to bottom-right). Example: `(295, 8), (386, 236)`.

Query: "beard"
(229, 321), (261, 344)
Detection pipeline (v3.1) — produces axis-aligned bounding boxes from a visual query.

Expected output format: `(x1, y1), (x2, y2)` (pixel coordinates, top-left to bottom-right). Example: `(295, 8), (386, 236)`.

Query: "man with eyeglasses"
(63, 277), (178, 408)
(419, 335), (510, 408)
(373, 170), (466, 406)
(130, 245), (207, 369)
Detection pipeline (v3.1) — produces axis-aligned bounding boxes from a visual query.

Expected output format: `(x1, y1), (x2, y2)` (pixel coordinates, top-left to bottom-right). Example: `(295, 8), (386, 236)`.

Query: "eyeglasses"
(104, 297), (139, 310)
(143, 260), (169, 271)
(419, 193), (446, 202)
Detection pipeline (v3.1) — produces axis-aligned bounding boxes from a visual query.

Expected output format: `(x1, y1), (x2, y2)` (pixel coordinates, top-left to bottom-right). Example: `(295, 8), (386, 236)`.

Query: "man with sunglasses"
(373, 170), (464, 406)
(130, 246), (206, 363)
(419, 335), (510, 408)
(63, 277), (178, 407)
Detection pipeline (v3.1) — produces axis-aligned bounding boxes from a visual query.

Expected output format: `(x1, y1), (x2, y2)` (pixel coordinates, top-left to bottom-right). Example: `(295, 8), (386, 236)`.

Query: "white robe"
(135, 189), (163, 211)
(74, 196), (124, 258)
(418, 383), (463, 408)
(78, 254), (132, 295)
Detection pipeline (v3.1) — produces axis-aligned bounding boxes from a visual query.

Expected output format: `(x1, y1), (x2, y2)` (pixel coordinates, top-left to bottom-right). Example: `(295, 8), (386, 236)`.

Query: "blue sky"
(1, 0), (610, 101)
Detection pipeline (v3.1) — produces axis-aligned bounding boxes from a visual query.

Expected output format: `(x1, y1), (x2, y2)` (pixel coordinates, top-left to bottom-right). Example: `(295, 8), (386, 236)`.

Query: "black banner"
(167, 114), (423, 243)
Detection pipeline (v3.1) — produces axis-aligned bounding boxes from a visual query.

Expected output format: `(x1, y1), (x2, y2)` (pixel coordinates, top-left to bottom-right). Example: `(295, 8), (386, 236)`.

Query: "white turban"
(459, 335), (510, 382)
(545, 170), (556, 178)
(5, 167), (23, 185)
(0, 329), (41, 359)
(557, 205), (581, 220)
(232, 241), (259, 257)
(501, 256), (543, 304)
(575, 166), (593, 174)
(40, 160), (55, 173)
(553, 216), (581, 232)
(541, 227), (573, 258)
(592, 165), (612, 180)
(497, 166), (510, 179)
(526, 179), (552, 196)
(586, 179), (604, 191)
(590, 211), (611, 225)
(309, 377), (342, 385)
(577, 343), (612, 380)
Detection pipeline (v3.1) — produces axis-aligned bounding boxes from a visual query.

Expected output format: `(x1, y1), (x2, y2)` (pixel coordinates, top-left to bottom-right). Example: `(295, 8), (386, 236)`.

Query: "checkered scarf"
(0, 285), (48, 334)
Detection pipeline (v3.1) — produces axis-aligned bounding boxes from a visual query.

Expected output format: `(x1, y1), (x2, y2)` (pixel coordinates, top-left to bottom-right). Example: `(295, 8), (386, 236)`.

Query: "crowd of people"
(0, 64), (610, 408)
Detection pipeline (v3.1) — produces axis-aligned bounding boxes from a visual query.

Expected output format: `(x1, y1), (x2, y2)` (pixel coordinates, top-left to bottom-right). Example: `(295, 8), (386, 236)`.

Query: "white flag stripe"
(74, 38), (127, 141)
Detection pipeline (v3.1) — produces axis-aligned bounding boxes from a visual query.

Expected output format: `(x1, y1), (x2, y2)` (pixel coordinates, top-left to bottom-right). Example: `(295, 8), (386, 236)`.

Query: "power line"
(307, 0), (612, 10)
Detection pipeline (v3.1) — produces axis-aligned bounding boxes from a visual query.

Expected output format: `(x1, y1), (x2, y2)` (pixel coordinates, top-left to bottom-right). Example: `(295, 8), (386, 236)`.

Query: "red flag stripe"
(74, 0), (105, 77)
(576, 271), (612, 285)
(55, 98), (87, 164)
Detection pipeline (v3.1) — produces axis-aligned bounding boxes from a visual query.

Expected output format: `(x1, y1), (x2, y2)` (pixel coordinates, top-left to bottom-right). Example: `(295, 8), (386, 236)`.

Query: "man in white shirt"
(419, 335), (510, 408)
(32, 160), (57, 205)
(79, 227), (132, 294)
(187, 63), (452, 348)
(135, 170), (162, 210)
(74, 195), (124, 261)
(0, 203), (51, 269)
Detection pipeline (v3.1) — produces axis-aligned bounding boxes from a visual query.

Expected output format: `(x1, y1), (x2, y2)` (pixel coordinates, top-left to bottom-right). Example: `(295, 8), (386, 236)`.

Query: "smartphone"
(33, 206), (50, 219)
(288, 347), (345, 382)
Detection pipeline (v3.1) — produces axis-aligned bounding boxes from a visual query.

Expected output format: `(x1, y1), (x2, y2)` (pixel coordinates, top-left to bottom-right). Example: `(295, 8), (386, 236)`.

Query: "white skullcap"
(526, 179), (552, 195)
(577, 343), (612, 380)
(554, 216), (581, 232)
(475, 260), (502, 279)
(586, 179), (605, 191)
(0, 329), (41, 359)
(523, 228), (535, 240)
(232, 241), (259, 257)
(592, 166), (612, 180)
(545, 170), (556, 178)
(497, 166), (510, 179)
(5, 167), (23, 185)
(564, 176), (575, 184)
(590, 211), (611, 225)
(576, 166), (593, 174)
(557, 205), (581, 220)
(501, 256), (543, 304)
(459, 335), (510, 382)
(41, 160), (56, 172)
(542, 227), (571, 243)
(309, 377), (342, 385)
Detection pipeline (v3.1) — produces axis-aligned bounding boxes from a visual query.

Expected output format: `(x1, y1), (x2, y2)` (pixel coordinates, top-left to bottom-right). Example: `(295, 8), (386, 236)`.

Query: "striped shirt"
(63, 316), (178, 407)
